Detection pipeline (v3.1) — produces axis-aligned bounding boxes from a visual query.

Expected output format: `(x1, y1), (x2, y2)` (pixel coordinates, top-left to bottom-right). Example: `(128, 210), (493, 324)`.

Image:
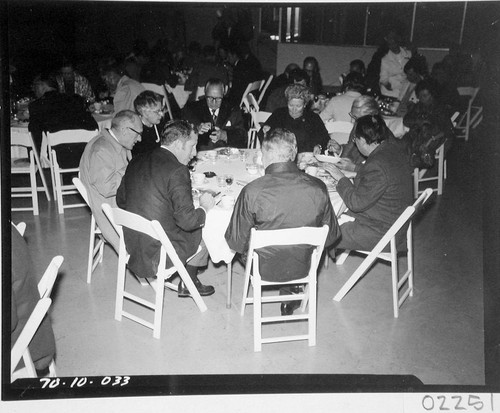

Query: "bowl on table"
(315, 154), (342, 164)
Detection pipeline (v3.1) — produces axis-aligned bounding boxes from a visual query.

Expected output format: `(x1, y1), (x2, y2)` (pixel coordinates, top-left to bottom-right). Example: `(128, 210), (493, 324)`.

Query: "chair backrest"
(247, 93), (260, 113)
(251, 111), (272, 131)
(11, 297), (52, 377)
(457, 86), (480, 108)
(248, 225), (330, 272)
(37, 256), (64, 299)
(257, 74), (274, 105)
(11, 130), (35, 148)
(102, 204), (181, 276)
(371, 188), (433, 255)
(240, 80), (265, 107)
(46, 129), (98, 147)
(72, 177), (89, 204)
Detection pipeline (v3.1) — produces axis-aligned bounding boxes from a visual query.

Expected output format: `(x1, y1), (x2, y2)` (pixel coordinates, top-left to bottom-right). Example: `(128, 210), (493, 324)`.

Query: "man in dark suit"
(28, 72), (98, 154)
(323, 114), (413, 252)
(116, 120), (216, 297)
(182, 78), (247, 150)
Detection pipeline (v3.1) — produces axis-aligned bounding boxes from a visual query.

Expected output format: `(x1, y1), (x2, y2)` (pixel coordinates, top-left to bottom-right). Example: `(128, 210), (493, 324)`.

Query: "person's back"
(320, 72), (364, 122)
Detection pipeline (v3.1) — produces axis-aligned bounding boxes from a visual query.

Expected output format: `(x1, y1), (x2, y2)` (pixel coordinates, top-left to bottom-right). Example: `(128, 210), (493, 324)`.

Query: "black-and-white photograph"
(3, 1), (500, 411)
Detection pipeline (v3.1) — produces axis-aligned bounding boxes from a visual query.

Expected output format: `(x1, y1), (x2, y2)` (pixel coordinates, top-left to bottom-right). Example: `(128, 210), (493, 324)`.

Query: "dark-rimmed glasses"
(206, 96), (223, 103)
(127, 127), (143, 137)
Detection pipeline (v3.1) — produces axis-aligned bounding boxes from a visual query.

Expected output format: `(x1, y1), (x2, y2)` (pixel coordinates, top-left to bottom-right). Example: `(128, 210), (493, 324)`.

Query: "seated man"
(320, 72), (364, 122)
(101, 64), (145, 113)
(182, 78), (247, 150)
(11, 225), (56, 374)
(225, 128), (340, 315)
(79, 110), (143, 253)
(323, 115), (413, 252)
(116, 120), (216, 296)
(28, 72), (98, 154)
(56, 60), (95, 102)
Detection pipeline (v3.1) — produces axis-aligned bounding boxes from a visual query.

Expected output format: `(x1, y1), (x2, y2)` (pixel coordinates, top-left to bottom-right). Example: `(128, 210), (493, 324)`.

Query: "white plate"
(315, 154), (341, 164)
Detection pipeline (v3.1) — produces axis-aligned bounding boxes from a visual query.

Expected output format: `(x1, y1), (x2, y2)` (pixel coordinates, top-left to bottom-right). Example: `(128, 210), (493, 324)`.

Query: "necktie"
(212, 109), (217, 125)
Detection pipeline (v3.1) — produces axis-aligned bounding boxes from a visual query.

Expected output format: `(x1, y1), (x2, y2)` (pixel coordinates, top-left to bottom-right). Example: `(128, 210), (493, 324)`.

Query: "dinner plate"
(315, 154), (341, 164)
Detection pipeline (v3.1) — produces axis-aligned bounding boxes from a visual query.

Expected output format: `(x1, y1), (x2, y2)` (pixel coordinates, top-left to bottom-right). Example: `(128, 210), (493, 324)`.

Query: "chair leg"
(226, 261), (232, 309)
(390, 239), (399, 318)
(87, 218), (96, 284)
(153, 274), (166, 339)
(253, 277), (262, 352)
(177, 266), (208, 312)
(54, 166), (64, 215)
(240, 260), (252, 316)
(115, 247), (127, 321)
(335, 250), (350, 265)
(308, 277), (317, 347)
(29, 153), (39, 215)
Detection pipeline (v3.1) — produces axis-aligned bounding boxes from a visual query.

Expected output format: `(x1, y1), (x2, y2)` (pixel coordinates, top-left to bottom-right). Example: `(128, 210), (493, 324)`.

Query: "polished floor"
(10, 136), (484, 387)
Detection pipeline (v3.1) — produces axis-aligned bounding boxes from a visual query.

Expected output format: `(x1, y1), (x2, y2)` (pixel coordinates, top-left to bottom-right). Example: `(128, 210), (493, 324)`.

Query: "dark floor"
(9, 135), (485, 390)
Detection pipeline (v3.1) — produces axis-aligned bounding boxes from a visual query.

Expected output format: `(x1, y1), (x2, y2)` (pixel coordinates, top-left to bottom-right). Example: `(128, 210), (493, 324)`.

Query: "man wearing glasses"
(79, 110), (143, 252)
(182, 78), (246, 150)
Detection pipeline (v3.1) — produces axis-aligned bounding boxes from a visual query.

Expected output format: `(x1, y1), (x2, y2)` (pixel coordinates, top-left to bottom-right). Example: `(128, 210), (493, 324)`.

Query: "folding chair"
(324, 121), (353, 146)
(333, 188), (433, 318)
(240, 225), (329, 351)
(239, 79), (265, 109)
(73, 177), (105, 283)
(102, 204), (207, 339)
(195, 86), (205, 101)
(247, 111), (271, 149)
(11, 255), (63, 381)
(141, 82), (174, 121)
(257, 74), (274, 105)
(413, 143), (446, 198)
(455, 87), (483, 141)
(11, 128), (51, 202)
(46, 129), (98, 214)
(11, 298), (53, 382)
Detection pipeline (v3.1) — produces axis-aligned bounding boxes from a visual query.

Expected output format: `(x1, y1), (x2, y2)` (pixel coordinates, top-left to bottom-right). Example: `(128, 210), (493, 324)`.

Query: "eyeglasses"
(145, 108), (164, 115)
(127, 127), (143, 137)
(206, 96), (223, 103)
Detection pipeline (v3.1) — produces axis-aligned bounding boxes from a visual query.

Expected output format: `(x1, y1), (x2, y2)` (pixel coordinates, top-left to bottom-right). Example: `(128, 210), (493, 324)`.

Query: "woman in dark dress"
(132, 90), (166, 157)
(260, 84), (330, 154)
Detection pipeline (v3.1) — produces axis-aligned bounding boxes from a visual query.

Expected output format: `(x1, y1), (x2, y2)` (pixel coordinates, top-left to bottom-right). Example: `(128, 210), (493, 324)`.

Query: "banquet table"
(194, 149), (347, 267)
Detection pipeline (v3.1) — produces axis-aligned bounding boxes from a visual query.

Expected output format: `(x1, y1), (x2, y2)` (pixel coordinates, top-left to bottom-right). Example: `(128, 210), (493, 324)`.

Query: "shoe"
(280, 300), (301, 316)
(178, 279), (215, 297)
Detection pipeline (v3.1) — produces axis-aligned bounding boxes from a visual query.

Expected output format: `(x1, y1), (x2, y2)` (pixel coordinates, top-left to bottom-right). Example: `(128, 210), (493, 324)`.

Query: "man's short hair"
(134, 90), (163, 113)
(415, 78), (438, 97)
(404, 56), (428, 76)
(350, 59), (366, 73)
(262, 128), (297, 162)
(285, 84), (312, 104)
(343, 72), (365, 92)
(160, 120), (196, 146)
(353, 114), (390, 145)
(205, 77), (226, 91)
(111, 110), (139, 129)
(351, 95), (379, 117)
(289, 68), (309, 84)
(33, 72), (58, 90)
(101, 64), (123, 77)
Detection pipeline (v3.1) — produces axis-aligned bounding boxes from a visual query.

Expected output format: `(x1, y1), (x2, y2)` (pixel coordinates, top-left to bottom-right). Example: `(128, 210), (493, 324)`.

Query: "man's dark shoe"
(178, 279), (215, 297)
(280, 300), (301, 316)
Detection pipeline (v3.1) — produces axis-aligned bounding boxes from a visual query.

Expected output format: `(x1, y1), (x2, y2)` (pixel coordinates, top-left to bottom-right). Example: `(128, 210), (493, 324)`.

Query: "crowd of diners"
(11, 23), (484, 373)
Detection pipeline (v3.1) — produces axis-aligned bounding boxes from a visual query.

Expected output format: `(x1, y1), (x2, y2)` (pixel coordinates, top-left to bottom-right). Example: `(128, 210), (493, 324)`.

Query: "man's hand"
(323, 163), (346, 181)
(198, 122), (212, 134)
(335, 158), (357, 172)
(327, 139), (342, 155)
(381, 81), (392, 91)
(313, 145), (322, 155)
(199, 192), (215, 210)
(210, 127), (227, 143)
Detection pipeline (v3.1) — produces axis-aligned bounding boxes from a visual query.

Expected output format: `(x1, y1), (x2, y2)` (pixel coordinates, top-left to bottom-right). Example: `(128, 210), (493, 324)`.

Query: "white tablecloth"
(195, 149), (346, 265)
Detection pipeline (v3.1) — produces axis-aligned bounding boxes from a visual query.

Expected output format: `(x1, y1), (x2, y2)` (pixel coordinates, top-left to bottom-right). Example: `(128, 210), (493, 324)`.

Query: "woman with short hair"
(132, 90), (166, 156)
(260, 84), (330, 154)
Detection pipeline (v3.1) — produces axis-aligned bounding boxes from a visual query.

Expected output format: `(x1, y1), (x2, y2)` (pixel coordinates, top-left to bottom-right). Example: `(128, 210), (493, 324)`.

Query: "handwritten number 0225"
(422, 394), (493, 411)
